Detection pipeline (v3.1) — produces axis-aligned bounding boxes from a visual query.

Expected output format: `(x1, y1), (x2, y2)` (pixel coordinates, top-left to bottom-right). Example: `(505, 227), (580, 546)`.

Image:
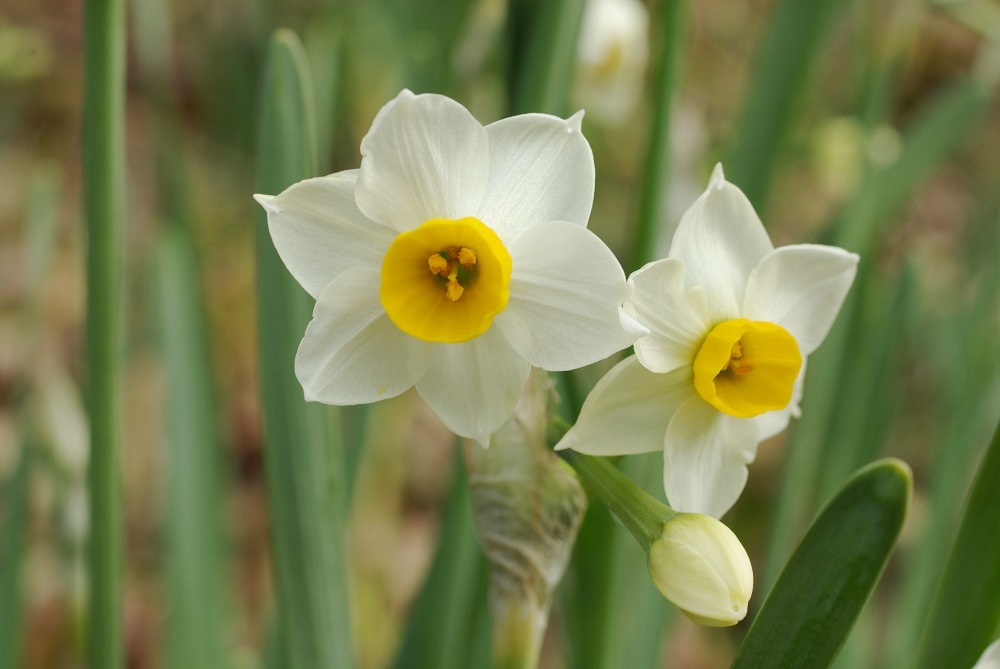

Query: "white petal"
(743, 244), (859, 356)
(416, 327), (531, 441)
(295, 267), (435, 404)
(973, 640), (1000, 669)
(355, 90), (489, 231)
(754, 358), (806, 441)
(663, 396), (760, 518)
(255, 171), (394, 298)
(668, 164), (773, 320)
(625, 258), (713, 373)
(496, 220), (642, 371)
(475, 111), (595, 243)
(556, 358), (693, 456)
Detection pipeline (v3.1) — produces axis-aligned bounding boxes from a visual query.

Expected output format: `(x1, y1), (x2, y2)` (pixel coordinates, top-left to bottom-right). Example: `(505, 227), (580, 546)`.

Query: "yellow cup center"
(692, 319), (802, 418)
(380, 217), (512, 343)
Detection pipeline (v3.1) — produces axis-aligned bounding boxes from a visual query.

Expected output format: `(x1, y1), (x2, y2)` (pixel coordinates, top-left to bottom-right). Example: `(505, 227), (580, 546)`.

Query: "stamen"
(428, 253), (449, 276)
(445, 265), (464, 301)
(458, 247), (477, 269)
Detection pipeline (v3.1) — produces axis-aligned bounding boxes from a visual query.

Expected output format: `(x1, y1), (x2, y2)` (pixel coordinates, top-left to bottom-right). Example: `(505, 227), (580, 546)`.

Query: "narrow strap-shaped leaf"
(725, 0), (844, 208)
(83, 0), (126, 663)
(630, 0), (687, 272)
(508, 0), (586, 115)
(0, 445), (30, 669)
(916, 422), (1000, 669)
(392, 449), (488, 669)
(732, 459), (911, 669)
(255, 29), (353, 669)
(157, 228), (232, 669)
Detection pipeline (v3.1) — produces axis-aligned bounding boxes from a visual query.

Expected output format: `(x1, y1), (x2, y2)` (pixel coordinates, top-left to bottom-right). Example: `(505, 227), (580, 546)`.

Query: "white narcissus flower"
(573, 0), (649, 126)
(557, 164), (859, 518)
(255, 90), (642, 443)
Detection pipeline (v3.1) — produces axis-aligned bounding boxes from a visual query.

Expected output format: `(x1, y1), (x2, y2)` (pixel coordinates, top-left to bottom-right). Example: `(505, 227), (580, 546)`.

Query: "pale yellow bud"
(646, 513), (753, 627)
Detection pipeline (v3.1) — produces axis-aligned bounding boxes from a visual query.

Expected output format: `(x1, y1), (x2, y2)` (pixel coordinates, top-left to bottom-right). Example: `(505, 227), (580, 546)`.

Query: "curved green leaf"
(732, 459), (911, 669)
(916, 422), (1000, 669)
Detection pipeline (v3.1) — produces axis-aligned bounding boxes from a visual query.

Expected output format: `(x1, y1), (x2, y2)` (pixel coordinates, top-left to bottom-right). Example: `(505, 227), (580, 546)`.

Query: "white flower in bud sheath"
(574, 0), (649, 125)
(255, 90), (643, 443)
(647, 513), (753, 627)
(974, 640), (1000, 669)
(557, 164), (858, 518)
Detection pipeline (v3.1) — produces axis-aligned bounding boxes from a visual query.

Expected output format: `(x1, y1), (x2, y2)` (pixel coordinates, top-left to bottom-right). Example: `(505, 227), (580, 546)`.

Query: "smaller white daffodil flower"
(557, 164), (859, 518)
(573, 0), (649, 125)
(255, 90), (642, 443)
(647, 513), (753, 627)
(973, 640), (1000, 669)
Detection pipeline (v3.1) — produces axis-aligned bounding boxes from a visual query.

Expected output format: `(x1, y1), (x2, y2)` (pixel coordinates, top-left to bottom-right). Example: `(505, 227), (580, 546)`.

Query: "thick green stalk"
(630, 0), (687, 272)
(256, 29), (353, 669)
(83, 0), (126, 664)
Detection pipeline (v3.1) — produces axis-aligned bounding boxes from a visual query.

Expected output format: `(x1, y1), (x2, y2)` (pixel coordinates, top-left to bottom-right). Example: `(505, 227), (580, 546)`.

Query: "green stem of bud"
(560, 450), (676, 551)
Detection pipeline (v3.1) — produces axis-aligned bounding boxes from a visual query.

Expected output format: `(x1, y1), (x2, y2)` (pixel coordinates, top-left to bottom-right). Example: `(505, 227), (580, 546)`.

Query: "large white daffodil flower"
(255, 90), (642, 443)
(556, 164), (859, 518)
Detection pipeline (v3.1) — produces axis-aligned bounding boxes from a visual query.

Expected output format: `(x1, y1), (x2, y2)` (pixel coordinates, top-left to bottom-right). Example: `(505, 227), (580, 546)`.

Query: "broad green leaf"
(732, 459), (911, 669)
(916, 422), (1000, 669)
(255, 29), (353, 669)
(508, 0), (586, 115)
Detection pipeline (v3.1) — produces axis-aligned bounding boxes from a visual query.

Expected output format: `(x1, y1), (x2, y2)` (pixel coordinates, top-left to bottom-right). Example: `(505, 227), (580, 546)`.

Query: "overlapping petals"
(559, 164), (858, 518)
(257, 90), (639, 442)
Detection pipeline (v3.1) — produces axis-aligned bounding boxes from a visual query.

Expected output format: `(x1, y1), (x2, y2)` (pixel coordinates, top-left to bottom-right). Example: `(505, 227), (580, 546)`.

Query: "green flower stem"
(630, 0), (687, 272)
(560, 451), (675, 551)
(83, 0), (126, 664)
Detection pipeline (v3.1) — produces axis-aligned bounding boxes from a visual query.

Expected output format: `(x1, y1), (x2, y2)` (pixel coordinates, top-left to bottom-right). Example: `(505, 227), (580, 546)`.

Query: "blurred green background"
(1, 0), (998, 667)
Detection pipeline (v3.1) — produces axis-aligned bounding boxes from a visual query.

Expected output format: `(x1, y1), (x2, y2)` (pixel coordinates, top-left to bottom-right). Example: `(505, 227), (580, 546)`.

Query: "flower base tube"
(465, 372), (588, 669)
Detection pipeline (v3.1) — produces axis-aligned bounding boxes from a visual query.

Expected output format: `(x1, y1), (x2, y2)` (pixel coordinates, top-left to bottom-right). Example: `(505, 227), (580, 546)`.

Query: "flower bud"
(646, 513), (753, 627)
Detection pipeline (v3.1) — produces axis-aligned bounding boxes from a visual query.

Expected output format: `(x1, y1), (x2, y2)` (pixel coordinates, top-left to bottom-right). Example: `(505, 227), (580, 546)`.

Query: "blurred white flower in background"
(573, 0), (650, 126)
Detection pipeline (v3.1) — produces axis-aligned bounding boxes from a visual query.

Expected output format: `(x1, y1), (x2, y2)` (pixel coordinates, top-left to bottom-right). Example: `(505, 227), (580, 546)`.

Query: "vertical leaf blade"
(255, 28), (353, 669)
(733, 459), (911, 669)
(916, 422), (1000, 669)
(83, 0), (126, 664)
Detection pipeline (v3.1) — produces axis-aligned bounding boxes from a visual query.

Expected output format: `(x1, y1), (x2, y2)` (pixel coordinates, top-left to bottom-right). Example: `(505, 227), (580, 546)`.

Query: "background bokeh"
(1, 0), (998, 667)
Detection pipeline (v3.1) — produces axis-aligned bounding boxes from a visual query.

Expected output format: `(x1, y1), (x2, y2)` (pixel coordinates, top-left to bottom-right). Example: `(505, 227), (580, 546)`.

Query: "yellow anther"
(458, 247), (477, 269)
(446, 276), (464, 301)
(428, 253), (450, 276)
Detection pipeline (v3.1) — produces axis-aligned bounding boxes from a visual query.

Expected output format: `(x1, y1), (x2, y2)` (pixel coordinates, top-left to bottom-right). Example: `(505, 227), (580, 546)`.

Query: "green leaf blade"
(255, 28), (353, 669)
(733, 459), (911, 669)
(916, 422), (1000, 669)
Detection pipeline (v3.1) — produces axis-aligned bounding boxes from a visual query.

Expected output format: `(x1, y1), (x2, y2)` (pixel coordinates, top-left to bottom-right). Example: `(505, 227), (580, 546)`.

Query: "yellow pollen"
(428, 253), (449, 276)
(458, 247), (477, 269)
(445, 266), (464, 301)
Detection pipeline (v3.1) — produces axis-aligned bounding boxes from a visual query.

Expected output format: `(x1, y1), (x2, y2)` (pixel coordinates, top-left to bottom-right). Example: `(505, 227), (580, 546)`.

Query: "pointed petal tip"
(253, 193), (279, 212)
(567, 109), (585, 131)
(708, 163), (726, 190)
